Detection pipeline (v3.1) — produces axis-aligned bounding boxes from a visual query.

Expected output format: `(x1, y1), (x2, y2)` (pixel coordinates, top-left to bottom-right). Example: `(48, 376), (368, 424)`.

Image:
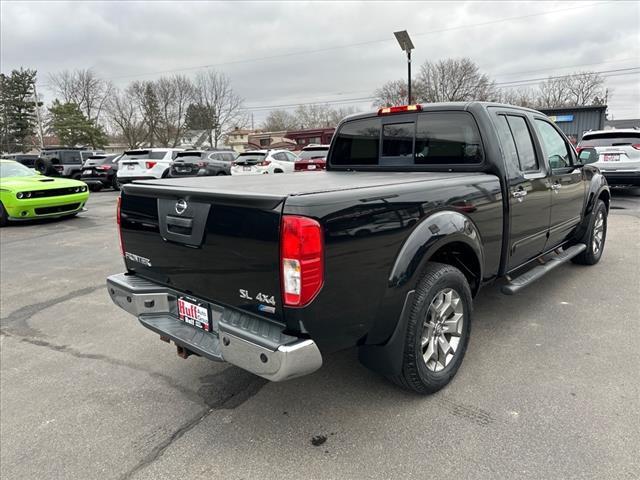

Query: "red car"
(294, 145), (329, 172)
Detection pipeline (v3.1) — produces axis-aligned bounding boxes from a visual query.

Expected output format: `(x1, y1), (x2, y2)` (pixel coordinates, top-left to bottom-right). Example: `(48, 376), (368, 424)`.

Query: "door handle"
(512, 189), (527, 201)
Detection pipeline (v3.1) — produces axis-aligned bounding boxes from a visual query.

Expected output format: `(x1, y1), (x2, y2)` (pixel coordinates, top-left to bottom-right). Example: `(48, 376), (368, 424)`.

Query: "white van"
(116, 148), (184, 185)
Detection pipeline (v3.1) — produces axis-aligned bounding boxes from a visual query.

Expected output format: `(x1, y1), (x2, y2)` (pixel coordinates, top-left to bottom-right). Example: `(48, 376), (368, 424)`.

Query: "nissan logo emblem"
(175, 199), (188, 215)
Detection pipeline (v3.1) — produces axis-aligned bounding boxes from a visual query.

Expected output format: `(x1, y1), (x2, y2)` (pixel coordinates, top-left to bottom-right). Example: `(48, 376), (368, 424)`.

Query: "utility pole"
(33, 83), (45, 150)
(251, 113), (254, 131)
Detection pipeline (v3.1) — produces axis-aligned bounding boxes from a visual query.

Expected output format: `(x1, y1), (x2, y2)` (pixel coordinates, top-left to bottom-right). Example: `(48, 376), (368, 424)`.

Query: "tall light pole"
(393, 30), (415, 104)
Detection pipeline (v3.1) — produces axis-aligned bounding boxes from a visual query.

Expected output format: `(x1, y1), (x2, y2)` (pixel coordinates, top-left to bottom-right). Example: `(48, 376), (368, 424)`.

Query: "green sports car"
(0, 159), (90, 226)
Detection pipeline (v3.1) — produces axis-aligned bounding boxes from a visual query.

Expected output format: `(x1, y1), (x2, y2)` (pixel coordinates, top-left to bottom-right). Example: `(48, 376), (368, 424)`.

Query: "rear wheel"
(89, 184), (102, 192)
(216, 171), (227, 176)
(112, 175), (120, 191)
(389, 262), (472, 394)
(572, 199), (607, 265)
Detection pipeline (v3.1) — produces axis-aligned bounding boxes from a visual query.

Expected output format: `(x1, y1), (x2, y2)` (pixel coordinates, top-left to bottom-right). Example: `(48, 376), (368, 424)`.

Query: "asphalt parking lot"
(1, 188), (639, 480)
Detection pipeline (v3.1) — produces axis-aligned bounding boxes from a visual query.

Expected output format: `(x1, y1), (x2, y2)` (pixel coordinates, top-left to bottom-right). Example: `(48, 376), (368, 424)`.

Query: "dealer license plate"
(127, 164), (135, 170)
(83, 169), (93, 176)
(177, 296), (210, 331)
(603, 154), (620, 162)
(307, 164), (316, 170)
(243, 166), (251, 171)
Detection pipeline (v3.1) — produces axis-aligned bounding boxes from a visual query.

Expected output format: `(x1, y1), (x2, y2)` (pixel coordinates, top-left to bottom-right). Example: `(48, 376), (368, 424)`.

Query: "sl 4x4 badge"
(239, 289), (276, 306)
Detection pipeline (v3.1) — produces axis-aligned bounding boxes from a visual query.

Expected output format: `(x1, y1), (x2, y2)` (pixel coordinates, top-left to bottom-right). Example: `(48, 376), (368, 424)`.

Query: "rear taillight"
(632, 144), (640, 150)
(197, 161), (206, 168)
(116, 196), (124, 256)
(145, 161), (157, 169)
(258, 159), (271, 167)
(96, 165), (112, 171)
(281, 215), (324, 307)
(54, 165), (64, 172)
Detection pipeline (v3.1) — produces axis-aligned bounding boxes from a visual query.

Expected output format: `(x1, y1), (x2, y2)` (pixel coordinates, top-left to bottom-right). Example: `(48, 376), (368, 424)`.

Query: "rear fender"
(359, 210), (483, 376)
(388, 210), (484, 290)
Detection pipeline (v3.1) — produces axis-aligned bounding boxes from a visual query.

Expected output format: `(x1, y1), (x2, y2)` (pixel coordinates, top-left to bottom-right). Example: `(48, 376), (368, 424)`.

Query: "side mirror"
(577, 148), (598, 165)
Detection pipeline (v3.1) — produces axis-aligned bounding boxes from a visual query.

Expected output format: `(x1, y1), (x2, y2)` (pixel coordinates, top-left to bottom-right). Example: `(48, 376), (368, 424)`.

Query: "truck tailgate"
(119, 181), (286, 321)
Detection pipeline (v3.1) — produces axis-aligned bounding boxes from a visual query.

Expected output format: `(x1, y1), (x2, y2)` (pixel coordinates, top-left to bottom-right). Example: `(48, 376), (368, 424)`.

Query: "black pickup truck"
(107, 102), (609, 394)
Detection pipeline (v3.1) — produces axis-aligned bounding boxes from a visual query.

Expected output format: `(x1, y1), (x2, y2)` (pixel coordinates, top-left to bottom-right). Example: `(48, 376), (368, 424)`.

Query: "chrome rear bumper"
(106, 273), (322, 381)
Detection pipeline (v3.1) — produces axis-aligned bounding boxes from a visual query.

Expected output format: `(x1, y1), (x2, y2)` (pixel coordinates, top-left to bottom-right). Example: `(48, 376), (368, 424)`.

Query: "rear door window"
(61, 151), (82, 164)
(415, 112), (483, 165)
(506, 116), (538, 172)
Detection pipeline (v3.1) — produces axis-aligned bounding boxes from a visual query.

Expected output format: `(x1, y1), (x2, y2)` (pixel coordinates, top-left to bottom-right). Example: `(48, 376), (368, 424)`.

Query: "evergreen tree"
(48, 100), (108, 148)
(0, 68), (38, 153)
(185, 103), (216, 131)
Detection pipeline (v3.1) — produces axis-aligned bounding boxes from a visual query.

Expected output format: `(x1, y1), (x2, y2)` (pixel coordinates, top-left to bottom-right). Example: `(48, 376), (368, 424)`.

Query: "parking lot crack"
(0, 285), (104, 335)
(2, 332), (204, 406)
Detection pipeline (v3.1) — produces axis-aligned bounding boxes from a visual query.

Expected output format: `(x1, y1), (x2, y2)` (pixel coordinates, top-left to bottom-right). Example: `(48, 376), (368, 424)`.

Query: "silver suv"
(577, 129), (640, 186)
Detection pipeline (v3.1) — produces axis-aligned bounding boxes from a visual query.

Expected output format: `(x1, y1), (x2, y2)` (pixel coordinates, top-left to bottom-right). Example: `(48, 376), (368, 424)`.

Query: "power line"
(492, 57), (639, 79)
(241, 67), (640, 111)
(35, 1), (613, 87)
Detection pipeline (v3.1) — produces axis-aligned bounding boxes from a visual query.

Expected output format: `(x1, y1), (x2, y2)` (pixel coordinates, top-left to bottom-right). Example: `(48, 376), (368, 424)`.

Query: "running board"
(501, 244), (587, 295)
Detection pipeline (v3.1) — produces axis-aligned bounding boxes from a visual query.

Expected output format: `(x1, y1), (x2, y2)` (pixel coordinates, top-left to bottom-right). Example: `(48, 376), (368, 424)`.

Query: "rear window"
(330, 112), (483, 167)
(298, 148), (329, 160)
(176, 152), (204, 159)
(236, 153), (266, 162)
(121, 150), (168, 161)
(580, 132), (640, 147)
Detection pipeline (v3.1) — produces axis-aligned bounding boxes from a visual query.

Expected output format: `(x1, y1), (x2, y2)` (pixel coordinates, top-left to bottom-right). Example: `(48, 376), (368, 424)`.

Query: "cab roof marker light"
(378, 104), (422, 115)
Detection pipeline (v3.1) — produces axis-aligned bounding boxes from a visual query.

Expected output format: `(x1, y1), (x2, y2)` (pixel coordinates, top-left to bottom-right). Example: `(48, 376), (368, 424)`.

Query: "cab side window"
(535, 120), (571, 170)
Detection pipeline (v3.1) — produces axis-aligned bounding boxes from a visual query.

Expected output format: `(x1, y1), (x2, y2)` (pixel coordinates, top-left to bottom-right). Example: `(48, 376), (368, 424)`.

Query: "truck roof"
(340, 101), (543, 124)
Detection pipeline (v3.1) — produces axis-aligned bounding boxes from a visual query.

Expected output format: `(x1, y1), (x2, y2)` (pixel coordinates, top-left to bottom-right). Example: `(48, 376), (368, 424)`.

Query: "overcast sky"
(1, 0), (639, 124)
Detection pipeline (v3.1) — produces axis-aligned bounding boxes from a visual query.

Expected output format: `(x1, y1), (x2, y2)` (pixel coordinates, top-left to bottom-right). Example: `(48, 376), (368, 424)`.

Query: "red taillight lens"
(632, 144), (640, 150)
(378, 104), (422, 115)
(259, 159), (271, 167)
(116, 196), (124, 256)
(145, 161), (157, 169)
(96, 165), (112, 170)
(54, 165), (64, 172)
(281, 215), (324, 307)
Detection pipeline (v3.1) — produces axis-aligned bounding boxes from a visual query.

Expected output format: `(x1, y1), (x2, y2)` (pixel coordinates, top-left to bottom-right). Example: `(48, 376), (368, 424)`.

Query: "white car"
(578, 129), (640, 187)
(230, 150), (297, 175)
(116, 148), (184, 185)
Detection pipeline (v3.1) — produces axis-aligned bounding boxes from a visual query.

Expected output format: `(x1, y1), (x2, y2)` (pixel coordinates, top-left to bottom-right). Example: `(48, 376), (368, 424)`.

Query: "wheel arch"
(388, 210), (484, 297)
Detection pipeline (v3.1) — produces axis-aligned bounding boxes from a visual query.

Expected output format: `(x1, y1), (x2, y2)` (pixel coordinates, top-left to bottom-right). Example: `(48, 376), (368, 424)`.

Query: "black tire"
(389, 262), (472, 394)
(112, 175), (121, 191)
(274, 169), (283, 173)
(572, 199), (607, 265)
(71, 173), (81, 180)
(161, 169), (170, 178)
(89, 184), (102, 192)
(216, 171), (227, 176)
(35, 157), (56, 176)
(0, 202), (8, 227)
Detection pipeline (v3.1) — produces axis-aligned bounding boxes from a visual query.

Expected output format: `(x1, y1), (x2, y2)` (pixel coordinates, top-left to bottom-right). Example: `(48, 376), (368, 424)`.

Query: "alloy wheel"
(593, 210), (605, 255)
(421, 288), (464, 372)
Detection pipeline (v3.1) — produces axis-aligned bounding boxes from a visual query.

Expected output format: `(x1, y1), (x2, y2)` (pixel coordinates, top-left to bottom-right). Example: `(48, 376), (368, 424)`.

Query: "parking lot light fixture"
(393, 30), (415, 104)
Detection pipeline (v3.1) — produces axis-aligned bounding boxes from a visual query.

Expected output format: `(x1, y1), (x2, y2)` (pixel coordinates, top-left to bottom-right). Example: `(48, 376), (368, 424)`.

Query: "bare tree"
(494, 87), (539, 108)
(131, 80), (160, 147)
(262, 109), (298, 131)
(328, 106), (359, 126)
(372, 80), (408, 107)
(154, 75), (194, 147)
(565, 71), (605, 106)
(105, 85), (147, 149)
(416, 58), (496, 102)
(48, 69), (112, 125)
(194, 70), (245, 147)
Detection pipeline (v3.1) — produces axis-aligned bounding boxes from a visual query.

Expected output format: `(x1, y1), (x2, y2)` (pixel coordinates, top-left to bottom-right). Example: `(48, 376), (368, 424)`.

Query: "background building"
(538, 105), (607, 144)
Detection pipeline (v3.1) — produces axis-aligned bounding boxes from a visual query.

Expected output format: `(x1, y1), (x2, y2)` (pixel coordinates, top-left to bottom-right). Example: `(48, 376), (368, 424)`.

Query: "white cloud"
(1, 0), (638, 121)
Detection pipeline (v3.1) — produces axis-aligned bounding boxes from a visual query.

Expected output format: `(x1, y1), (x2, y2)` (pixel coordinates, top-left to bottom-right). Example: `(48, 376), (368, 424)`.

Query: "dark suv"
(0, 154), (40, 168)
(36, 148), (105, 179)
(169, 149), (236, 177)
(81, 154), (122, 191)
